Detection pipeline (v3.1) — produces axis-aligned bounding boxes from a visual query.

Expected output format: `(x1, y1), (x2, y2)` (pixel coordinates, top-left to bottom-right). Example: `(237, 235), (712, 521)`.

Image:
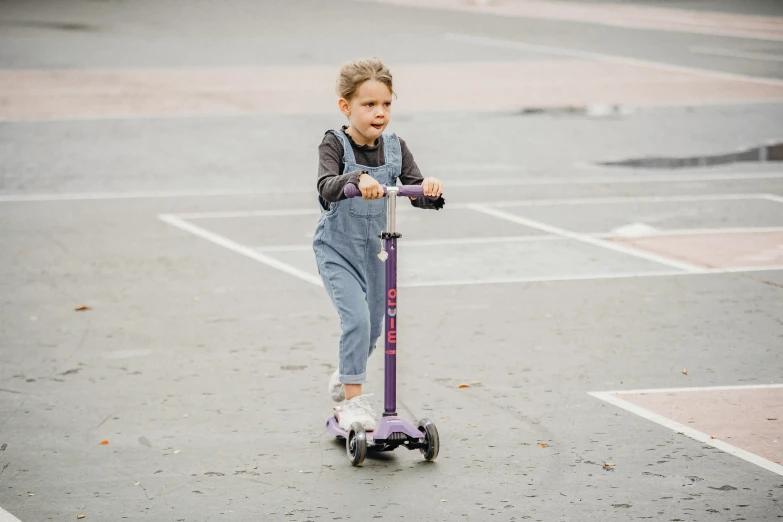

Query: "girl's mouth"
(371, 123), (383, 130)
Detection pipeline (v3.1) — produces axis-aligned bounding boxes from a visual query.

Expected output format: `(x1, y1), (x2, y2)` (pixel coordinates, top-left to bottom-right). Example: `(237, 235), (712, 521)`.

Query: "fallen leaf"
(28, 493), (34, 497)
(440, 499), (448, 502)
(677, 432), (684, 435)
(470, 423), (477, 428)
(74, 306), (91, 312)
(173, 450), (181, 454)
(471, 380), (482, 385)
(682, 369), (688, 375)
(100, 440), (109, 445)
(77, 516), (86, 520)
(603, 461), (615, 467)
(540, 443), (547, 448)
(133, 482), (140, 486)
(457, 383), (470, 389)
(0, 444), (6, 451)
(710, 436), (717, 440)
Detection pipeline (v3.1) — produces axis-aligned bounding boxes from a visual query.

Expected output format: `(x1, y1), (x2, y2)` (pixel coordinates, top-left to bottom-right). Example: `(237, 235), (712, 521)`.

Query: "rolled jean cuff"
(340, 372), (366, 385)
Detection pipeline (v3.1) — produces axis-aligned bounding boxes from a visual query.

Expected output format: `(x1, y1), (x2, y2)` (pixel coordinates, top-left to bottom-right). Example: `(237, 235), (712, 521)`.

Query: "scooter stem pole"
(384, 187), (399, 416)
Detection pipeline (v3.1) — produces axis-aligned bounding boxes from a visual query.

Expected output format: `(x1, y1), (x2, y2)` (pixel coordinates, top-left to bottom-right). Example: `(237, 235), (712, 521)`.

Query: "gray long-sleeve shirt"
(317, 127), (444, 211)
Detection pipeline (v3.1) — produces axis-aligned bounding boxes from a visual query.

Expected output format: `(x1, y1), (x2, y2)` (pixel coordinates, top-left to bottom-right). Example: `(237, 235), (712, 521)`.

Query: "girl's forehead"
(355, 80), (393, 99)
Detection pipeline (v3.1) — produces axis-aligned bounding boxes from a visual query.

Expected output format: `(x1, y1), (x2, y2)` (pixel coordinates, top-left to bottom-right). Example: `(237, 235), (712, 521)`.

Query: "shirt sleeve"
(317, 133), (365, 203)
(399, 137), (445, 210)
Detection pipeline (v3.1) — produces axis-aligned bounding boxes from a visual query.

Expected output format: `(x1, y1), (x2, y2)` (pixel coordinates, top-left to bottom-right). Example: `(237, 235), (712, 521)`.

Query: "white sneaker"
(334, 395), (378, 431)
(328, 370), (345, 402)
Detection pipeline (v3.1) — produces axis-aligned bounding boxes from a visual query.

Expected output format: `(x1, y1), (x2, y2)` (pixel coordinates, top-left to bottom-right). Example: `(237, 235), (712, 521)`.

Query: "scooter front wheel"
(346, 422), (367, 466)
(418, 418), (439, 462)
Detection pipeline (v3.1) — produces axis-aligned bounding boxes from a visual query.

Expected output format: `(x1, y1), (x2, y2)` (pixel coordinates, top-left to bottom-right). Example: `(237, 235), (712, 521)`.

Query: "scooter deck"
(326, 415), (425, 448)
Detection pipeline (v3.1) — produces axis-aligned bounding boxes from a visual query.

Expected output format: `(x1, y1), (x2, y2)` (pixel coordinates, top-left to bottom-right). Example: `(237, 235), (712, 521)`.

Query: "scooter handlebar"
(343, 184), (428, 199)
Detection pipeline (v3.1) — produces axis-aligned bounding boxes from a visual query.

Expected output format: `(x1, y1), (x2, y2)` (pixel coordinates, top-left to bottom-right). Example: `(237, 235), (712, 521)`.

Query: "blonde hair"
(336, 57), (393, 101)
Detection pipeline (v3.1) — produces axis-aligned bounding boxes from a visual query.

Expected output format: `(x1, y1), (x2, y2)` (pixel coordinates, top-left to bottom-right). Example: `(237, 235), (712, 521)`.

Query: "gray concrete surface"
(1, 0), (782, 521)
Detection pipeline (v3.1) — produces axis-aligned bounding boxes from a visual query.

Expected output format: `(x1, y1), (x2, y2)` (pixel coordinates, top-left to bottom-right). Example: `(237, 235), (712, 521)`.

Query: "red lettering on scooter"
(385, 350), (396, 355)
(387, 288), (397, 344)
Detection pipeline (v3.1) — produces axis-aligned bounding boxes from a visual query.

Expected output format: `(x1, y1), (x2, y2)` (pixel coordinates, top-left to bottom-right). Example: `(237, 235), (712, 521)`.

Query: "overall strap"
(382, 132), (403, 182)
(326, 129), (357, 168)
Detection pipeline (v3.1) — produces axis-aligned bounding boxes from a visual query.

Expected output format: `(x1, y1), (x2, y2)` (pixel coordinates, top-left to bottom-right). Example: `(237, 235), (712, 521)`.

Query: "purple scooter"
(325, 183), (440, 467)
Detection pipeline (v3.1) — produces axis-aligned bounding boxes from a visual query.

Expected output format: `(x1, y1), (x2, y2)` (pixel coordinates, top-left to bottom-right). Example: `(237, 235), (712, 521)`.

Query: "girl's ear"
(338, 98), (351, 117)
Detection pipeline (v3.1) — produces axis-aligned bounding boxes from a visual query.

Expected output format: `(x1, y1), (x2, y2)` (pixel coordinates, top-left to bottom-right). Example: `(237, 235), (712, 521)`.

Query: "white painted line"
(467, 204), (704, 272)
(489, 193), (766, 208)
(598, 383), (783, 395)
(0, 187), (309, 202)
(452, 173), (783, 186)
(0, 507), (23, 522)
(445, 33), (783, 88)
(702, 265), (783, 274)
(402, 270), (686, 287)
(596, 226), (783, 238)
(689, 46), (783, 63)
(588, 389), (783, 477)
(1, 175), (782, 203)
(176, 208), (322, 220)
(761, 193), (783, 204)
(158, 214), (323, 287)
(254, 235), (563, 252)
(170, 193), (770, 220)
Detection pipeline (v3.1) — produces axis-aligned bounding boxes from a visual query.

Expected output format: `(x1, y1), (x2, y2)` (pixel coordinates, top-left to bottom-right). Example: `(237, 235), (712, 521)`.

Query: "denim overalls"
(313, 129), (402, 384)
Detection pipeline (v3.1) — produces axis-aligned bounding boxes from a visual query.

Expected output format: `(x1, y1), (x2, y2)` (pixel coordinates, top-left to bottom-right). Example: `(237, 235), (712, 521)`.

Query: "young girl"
(313, 57), (444, 431)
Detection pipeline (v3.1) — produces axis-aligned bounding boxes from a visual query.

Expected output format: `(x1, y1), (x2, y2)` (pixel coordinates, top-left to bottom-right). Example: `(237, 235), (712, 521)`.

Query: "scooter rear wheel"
(418, 418), (439, 461)
(346, 422), (367, 466)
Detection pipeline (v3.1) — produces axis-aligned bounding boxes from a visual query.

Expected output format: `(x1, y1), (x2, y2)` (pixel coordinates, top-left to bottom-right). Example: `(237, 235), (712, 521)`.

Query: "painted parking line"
(589, 385), (783, 477)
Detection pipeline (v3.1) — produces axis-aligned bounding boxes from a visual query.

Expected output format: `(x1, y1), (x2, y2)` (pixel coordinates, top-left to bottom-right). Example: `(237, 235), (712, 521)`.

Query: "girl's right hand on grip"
(358, 173), (384, 200)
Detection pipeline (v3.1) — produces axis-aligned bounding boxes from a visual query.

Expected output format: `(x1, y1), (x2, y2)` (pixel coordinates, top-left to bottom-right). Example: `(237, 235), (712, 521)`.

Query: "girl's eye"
(366, 103), (374, 108)
(384, 102), (391, 107)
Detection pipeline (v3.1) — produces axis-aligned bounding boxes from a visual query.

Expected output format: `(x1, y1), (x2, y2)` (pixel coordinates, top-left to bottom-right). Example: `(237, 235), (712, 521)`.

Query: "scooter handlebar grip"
(343, 184), (361, 198)
(343, 184), (428, 199)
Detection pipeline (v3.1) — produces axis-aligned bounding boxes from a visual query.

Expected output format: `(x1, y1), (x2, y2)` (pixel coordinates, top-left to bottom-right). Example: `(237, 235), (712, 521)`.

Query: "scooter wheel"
(418, 418), (439, 462)
(346, 422), (367, 466)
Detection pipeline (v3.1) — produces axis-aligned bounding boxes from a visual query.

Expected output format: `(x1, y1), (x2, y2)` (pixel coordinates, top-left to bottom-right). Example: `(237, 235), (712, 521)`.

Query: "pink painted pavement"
(609, 231), (783, 269)
(3, 60), (783, 121)
(621, 388), (783, 466)
(363, 0), (783, 41)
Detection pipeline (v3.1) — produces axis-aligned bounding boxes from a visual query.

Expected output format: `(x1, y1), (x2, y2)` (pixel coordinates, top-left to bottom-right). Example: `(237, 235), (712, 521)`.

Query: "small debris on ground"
(100, 440), (109, 445)
(74, 306), (91, 312)
(540, 443), (547, 448)
(457, 383), (470, 388)
(682, 369), (688, 375)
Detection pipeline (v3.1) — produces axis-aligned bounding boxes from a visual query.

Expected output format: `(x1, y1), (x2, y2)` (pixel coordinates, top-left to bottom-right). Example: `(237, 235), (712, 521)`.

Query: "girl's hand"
(422, 177), (443, 198)
(358, 173), (384, 200)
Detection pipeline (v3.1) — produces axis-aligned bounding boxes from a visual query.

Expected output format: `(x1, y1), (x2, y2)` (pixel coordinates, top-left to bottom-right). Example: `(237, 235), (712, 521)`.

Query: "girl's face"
(339, 79), (393, 146)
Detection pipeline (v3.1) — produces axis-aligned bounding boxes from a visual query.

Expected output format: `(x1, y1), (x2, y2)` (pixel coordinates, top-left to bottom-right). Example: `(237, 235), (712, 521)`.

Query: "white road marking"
(1, 176), (782, 203)
(158, 214), (323, 287)
(689, 46), (783, 63)
(596, 226), (783, 238)
(0, 508), (23, 522)
(445, 33), (783, 88)
(589, 385), (783, 477)
(467, 204), (705, 272)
